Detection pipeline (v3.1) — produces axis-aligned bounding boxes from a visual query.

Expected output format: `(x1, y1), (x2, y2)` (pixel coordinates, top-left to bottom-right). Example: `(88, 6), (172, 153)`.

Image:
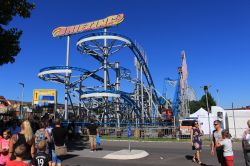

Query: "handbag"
(52, 130), (67, 156)
(54, 144), (67, 156)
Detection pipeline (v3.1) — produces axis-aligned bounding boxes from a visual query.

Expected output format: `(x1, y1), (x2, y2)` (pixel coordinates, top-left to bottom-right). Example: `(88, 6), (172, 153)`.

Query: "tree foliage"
(0, 0), (35, 66)
(199, 92), (216, 111)
(189, 92), (216, 114)
(189, 100), (201, 114)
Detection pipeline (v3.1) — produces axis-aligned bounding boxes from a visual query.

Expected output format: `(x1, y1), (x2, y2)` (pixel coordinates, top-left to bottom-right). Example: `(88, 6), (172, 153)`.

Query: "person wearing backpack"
(242, 120), (250, 166)
(35, 122), (51, 154)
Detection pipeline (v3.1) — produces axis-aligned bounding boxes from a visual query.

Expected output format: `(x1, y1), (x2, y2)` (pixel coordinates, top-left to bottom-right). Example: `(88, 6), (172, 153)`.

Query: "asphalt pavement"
(63, 140), (245, 166)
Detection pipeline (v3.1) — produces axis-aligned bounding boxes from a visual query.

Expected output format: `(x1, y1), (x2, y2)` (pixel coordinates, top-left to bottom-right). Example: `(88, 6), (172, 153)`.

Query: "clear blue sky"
(0, 0), (250, 109)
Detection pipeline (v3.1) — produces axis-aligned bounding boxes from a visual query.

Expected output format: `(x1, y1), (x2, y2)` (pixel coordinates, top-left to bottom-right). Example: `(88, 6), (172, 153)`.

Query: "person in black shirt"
(51, 119), (67, 166)
(33, 140), (51, 166)
(86, 120), (98, 152)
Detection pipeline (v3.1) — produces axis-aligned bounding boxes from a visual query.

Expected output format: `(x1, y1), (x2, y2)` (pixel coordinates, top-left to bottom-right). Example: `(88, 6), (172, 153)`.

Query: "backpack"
(35, 130), (46, 148)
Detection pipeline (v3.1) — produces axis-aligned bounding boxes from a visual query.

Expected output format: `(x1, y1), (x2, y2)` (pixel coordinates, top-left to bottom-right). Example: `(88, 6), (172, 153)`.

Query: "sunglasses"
(214, 124), (219, 126)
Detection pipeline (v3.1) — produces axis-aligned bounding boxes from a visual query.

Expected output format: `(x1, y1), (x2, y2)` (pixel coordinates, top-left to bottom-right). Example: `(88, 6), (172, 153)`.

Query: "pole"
(103, 28), (108, 127)
(21, 85), (24, 119)
(150, 86), (153, 122)
(104, 28), (107, 91)
(115, 62), (120, 128)
(64, 35), (70, 120)
(205, 87), (211, 140)
(54, 91), (57, 121)
(140, 65), (144, 124)
(78, 81), (82, 118)
(232, 103), (237, 138)
(135, 57), (139, 127)
(18, 83), (24, 120)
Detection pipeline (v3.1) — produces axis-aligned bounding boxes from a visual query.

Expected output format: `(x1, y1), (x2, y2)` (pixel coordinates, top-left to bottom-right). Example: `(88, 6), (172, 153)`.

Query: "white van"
(179, 117), (199, 138)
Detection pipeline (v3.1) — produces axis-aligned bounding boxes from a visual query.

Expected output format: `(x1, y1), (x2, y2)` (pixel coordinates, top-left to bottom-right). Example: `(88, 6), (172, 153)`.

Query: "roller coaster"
(38, 14), (174, 126)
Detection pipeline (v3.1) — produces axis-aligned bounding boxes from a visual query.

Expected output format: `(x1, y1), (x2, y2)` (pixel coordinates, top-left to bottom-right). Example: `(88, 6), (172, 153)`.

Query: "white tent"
(190, 108), (216, 135)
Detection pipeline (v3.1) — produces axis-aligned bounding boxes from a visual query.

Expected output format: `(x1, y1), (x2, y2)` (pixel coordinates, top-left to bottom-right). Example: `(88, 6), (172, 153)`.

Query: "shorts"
(89, 135), (96, 146)
(52, 150), (63, 164)
(225, 156), (234, 166)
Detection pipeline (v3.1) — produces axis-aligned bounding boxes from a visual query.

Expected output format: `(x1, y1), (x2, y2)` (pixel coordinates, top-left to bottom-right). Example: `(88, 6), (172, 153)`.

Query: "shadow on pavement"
(96, 147), (103, 151)
(61, 154), (79, 160)
(185, 155), (194, 160)
(185, 155), (214, 166)
(67, 139), (89, 152)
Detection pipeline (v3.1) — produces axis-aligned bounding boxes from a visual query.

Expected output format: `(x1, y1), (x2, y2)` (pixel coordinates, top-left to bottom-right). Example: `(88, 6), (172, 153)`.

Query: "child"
(33, 140), (51, 166)
(6, 145), (28, 166)
(0, 130), (11, 166)
(216, 130), (234, 166)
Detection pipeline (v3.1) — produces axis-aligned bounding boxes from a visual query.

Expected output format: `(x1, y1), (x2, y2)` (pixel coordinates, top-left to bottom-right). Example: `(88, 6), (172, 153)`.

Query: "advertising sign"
(52, 13), (124, 37)
(33, 89), (57, 113)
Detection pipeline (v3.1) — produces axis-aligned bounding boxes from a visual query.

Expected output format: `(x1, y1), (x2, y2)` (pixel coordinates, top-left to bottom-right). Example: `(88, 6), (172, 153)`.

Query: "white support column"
(78, 81), (82, 118)
(115, 62), (120, 128)
(140, 65), (144, 124)
(64, 35), (70, 120)
(104, 28), (108, 91)
(103, 28), (108, 126)
(150, 86), (153, 121)
(135, 57), (139, 127)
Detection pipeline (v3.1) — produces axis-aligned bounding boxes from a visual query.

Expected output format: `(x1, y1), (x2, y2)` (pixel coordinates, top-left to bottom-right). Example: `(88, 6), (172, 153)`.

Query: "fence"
(64, 116), (248, 139)
(227, 115), (250, 139)
(63, 121), (195, 140)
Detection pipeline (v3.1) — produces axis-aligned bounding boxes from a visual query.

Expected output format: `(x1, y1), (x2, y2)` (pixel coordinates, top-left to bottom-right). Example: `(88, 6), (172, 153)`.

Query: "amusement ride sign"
(32, 89), (57, 113)
(52, 13), (124, 37)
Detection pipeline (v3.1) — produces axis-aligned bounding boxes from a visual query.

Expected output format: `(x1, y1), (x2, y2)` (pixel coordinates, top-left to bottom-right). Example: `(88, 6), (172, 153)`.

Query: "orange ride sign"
(52, 13), (124, 37)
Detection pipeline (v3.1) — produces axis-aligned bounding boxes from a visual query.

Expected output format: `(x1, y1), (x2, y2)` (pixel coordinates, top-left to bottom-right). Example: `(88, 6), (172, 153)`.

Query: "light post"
(232, 103), (237, 138)
(203, 85), (211, 139)
(18, 82), (24, 119)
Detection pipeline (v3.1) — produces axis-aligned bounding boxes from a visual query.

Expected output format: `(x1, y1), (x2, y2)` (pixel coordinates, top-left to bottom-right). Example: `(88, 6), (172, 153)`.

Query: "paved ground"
(63, 140), (245, 166)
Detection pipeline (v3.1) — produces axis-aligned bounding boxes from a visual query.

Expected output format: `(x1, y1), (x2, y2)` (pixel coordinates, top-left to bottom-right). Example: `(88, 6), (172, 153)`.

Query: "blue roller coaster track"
(81, 90), (141, 118)
(77, 32), (160, 105)
(39, 66), (104, 86)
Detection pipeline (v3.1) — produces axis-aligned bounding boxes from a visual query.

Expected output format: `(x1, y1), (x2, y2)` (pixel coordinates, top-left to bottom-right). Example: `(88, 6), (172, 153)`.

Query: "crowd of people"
(1, 115), (250, 166)
(190, 119), (250, 166)
(0, 117), (67, 166)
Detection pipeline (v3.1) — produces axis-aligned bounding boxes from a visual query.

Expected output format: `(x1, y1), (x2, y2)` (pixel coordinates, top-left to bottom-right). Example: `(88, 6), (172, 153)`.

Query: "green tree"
(0, 0), (35, 66)
(189, 100), (201, 114)
(199, 92), (216, 112)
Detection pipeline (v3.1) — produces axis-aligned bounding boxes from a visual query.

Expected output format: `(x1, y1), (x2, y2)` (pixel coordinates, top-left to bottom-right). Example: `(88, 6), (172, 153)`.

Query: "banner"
(52, 13), (124, 37)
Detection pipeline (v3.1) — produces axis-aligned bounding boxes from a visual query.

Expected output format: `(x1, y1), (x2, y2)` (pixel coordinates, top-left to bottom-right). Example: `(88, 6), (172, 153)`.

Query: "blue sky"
(0, 0), (250, 109)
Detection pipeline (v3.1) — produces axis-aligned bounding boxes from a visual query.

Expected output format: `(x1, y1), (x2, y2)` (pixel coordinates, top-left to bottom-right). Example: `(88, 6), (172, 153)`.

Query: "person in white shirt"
(216, 130), (234, 166)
